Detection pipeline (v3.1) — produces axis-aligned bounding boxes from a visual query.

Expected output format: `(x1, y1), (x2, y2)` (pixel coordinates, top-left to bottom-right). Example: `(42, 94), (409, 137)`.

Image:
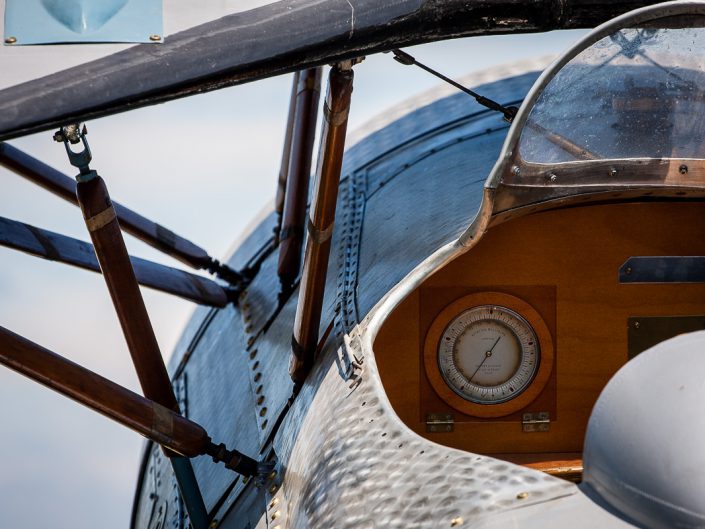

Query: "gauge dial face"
(438, 305), (539, 404)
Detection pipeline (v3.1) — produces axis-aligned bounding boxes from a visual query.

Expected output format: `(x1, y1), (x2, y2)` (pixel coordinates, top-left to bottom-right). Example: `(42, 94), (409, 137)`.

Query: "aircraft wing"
(0, 0), (658, 141)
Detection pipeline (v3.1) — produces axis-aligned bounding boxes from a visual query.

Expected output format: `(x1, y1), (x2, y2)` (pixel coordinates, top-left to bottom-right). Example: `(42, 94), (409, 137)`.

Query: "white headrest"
(583, 331), (705, 529)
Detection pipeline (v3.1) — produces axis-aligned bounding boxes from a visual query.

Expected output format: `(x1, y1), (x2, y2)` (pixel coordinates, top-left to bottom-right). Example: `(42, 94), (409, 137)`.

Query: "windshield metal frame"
(485, 1), (705, 195)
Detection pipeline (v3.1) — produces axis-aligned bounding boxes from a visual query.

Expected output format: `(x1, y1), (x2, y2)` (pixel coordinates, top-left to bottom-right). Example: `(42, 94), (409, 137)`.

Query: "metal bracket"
(53, 123), (97, 180)
(426, 413), (454, 433)
(340, 330), (364, 388)
(522, 412), (550, 432)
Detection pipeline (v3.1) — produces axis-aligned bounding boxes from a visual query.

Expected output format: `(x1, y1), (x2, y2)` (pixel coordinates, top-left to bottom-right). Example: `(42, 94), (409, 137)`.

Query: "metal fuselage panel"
(132, 68), (629, 529)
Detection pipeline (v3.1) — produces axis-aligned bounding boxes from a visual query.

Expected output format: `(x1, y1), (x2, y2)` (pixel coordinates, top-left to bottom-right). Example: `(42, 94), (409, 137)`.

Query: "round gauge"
(424, 292), (554, 418)
(438, 306), (538, 404)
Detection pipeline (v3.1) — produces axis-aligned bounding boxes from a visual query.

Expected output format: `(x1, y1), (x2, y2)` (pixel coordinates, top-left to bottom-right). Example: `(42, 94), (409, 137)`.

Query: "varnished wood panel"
(374, 201), (705, 457)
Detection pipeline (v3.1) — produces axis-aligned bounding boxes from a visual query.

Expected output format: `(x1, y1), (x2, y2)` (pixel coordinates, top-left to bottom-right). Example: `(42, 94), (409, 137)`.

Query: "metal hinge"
(522, 412), (550, 432)
(426, 413), (454, 433)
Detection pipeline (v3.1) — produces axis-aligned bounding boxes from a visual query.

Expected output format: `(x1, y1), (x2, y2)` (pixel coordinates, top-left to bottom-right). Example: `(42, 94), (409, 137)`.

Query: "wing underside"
(0, 0), (658, 141)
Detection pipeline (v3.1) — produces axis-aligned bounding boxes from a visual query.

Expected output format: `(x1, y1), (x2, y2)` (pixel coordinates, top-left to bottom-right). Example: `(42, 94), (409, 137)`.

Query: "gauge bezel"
(424, 292), (554, 418)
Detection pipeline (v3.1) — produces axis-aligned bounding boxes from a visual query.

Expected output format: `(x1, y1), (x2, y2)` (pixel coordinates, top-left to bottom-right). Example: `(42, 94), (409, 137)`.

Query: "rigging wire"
(390, 49), (518, 122)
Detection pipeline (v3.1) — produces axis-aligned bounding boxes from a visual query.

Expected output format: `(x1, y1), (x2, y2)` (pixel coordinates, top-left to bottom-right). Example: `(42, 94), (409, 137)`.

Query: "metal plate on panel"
(620, 256), (705, 284)
(4, 0), (162, 45)
(628, 315), (705, 359)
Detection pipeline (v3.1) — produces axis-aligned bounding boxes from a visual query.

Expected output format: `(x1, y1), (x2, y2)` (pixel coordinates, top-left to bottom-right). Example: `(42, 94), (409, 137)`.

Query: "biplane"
(1, 1), (705, 528)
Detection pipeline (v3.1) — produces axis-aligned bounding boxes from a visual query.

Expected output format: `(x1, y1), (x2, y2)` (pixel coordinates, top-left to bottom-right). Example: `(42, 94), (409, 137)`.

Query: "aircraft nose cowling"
(582, 330), (705, 529)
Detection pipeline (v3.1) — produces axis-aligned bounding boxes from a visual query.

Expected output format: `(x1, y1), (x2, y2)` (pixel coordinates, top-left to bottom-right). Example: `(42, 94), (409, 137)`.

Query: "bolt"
(634, 321), (640, 329)
(625, 266), (632, 275)
(149, 34), (162, 41)
(680, 164), (688, 175)
(511, 165), (521, 177)
(517, 492), (530, 500)
(4, 36), (17, 44)
(609, 167), (617, 177)
(547, 173), (557, 182)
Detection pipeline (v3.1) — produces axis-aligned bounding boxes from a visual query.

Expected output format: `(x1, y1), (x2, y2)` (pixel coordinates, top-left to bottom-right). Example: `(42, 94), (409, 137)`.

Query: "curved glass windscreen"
(518, 18), (705, 165)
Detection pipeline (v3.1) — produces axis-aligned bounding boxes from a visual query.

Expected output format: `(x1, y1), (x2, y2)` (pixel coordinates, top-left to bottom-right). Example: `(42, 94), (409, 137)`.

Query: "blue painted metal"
(171, 456), (209, 529)
(620, 256), (705, 284)
(4, 0), (162, 45)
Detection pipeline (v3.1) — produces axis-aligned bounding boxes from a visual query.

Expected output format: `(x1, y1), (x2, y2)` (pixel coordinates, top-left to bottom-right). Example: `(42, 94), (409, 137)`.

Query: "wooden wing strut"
(290, 63), (354, 384)
(277, 68), (322, 292)
(0, 141), (243, 286)
(0, 215), (231, 307)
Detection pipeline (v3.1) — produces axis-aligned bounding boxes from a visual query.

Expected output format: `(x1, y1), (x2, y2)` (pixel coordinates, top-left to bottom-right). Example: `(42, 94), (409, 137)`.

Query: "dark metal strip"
(620, 256), (705, 283)
(0, 0), (660, 140)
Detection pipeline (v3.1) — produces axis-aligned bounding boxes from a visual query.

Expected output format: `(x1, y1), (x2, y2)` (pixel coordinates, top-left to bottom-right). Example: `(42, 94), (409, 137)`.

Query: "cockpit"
(373, 5), (705, 495)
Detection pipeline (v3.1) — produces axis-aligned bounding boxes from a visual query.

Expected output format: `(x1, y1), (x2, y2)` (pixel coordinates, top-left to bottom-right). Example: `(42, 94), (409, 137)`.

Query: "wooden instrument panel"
(374, 201), (705, 467)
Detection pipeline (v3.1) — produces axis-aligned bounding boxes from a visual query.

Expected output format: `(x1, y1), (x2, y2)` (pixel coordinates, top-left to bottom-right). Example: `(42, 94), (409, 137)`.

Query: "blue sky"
(0, 30), (585, 529)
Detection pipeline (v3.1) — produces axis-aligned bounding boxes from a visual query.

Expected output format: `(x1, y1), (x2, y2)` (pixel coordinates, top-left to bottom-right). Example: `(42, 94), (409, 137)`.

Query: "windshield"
(518, 19), (705, 165)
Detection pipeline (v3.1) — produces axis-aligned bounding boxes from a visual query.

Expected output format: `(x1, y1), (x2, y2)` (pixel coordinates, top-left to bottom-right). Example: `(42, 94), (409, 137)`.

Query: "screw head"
(516, 491), (530, 500)
(680, 164), (688, 175)
(609, 167), (617, 177)
(450, 517), (464, 527)
(149, 34), (162, 41)
(4, 36), (17, 44)
(634, 321), (640, 329)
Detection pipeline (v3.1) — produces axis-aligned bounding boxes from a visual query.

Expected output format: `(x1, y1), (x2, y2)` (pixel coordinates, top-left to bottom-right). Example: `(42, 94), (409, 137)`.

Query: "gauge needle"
(468, 336), (501, 383)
